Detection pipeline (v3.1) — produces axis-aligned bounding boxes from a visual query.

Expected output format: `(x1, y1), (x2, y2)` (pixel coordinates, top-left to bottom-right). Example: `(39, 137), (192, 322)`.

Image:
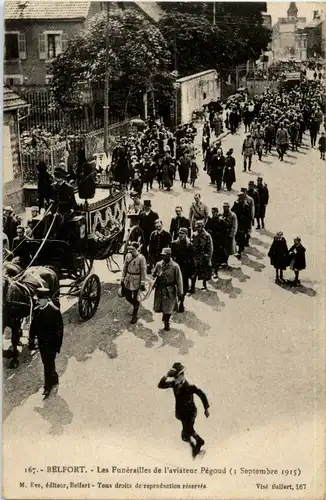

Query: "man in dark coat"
(51, 167), (78, 215)
(206, 208), (228, 278)
(288, 237), (306, 286)
(158, 362), (209, 457)
(138, 200), (159, 262)
(268, 231), (288, 282)
(37, 161), (54, 212)
(190, 220), (213, 292)
(3, 206), (19, 249)
(171, 228), (195, 312)
(169, 206), (191, 240)
(178, 153), (191, 188)
(30, 287), (63, 399)
(256, 177), (269, 229)
(12, 226), (31, 268)
(231, 192), (253, 258)
(247, 181), (260, 224)
(223, 149), (236, 191)
(211, 149), (225, 191)
(148, 219), (171, 271)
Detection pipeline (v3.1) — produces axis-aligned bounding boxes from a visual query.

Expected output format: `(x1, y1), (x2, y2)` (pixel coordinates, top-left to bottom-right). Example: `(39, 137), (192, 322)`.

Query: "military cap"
(179, 227), (188, 234)
(161, 247), (171, 256)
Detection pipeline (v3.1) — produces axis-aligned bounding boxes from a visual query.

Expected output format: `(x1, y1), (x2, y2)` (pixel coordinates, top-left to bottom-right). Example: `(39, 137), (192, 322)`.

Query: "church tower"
(287, 2), (298, 20)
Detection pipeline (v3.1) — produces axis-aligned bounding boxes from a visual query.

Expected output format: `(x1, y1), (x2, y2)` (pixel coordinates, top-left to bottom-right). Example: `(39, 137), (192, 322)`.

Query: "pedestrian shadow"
(250, 237), (271, 249)
(246, 246), (266, 260)
(192, 288), (226, 311)
(127, 322), (159, 348)
(276, 281), (317, 297)
(222, 266), (250, 283)
(34, 392), (73, 436)
(172, 310), (210, 337)
(210, 277), (242, 299)
(257, 228), (275, 239)
(262, 159), (273, 165)
(158, 328), (195, 355)
(241, 254), (265, 272)
(283, 159), (295, 165)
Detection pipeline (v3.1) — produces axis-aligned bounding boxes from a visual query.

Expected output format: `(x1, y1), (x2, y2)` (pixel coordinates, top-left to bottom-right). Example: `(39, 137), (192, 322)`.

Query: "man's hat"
(257, 176), (263, 181)
(172, 362), (185, 376)
(211, 207), (219, 211)
(238, 191), (244, 196)
(179, 227), (188, 235)
(143, 200), (151, 206)
(248, 181), (255, 186)
(4, 206), (13, 212)
(54, 166), (68, 178)
(161, 247), (171, 256)
(36, 287), (50, 298)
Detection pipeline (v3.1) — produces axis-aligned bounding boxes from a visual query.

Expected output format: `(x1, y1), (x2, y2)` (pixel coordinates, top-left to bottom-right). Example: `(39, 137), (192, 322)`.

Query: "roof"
(177, 69), (218, 84)
(133, 2), (163, 23)
(4, 1), (91, 20)
(3, 86), (29, 111)
(306, 18), (323, 28)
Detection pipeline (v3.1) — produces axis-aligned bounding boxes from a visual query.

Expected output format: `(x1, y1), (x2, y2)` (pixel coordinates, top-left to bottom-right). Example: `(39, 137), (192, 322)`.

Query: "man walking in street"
(153, 248), (183, 331)
(169, 206), (191, 240)
(206, 208), (228, 278)
(171, 228), (195, 312)
(221, 202), (237, 266)
(276, 122), (289, 161)
(190, 220), (213, 293)
(231, 192), (252, 258)
(121, 242), (147, 324)
(189, 193), (209, 232)
(242, 133), (255, 172)
(30, 287), (63, 399)
(148, 220), (171, 272)
(158, 362), (210, 457)
(138, 200), (159, 263)
(256, 177), (269, 229)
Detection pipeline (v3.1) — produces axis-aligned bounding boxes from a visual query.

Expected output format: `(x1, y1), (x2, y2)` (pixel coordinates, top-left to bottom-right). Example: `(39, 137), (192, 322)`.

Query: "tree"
(50, 7), (173, 118)
(158, 2), (271, 76)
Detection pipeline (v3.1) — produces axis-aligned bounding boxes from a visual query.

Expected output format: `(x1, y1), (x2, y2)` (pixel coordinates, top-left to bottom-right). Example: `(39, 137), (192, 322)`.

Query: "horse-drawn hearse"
(3, 187), (128, 368)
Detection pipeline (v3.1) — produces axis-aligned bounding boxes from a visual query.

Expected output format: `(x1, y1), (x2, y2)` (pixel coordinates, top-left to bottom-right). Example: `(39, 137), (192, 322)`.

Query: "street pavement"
(3, 125), (326, 499)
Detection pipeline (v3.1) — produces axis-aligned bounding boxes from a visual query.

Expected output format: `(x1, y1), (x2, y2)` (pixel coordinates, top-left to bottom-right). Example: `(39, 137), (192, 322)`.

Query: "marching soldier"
(242, 133), (255, 172)
(171, 228), (195, 312)
(221, 202), (238, 266)
(158, 362), (210, 457)
(153, 248), (183, 331)
(30, 287), (63, 399)
(121, 242), (147, 324)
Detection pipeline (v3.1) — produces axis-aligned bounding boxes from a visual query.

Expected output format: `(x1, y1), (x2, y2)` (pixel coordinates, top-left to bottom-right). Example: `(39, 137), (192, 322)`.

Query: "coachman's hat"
(36, 287), (50, 298)
(54, 166), (68, 178)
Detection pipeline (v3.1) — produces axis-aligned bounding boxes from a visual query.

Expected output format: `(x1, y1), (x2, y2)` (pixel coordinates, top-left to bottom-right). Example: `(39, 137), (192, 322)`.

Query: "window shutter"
(38, 33), (46, 59)
(61, 32), (69, 53)
(18, 33), (27, 59)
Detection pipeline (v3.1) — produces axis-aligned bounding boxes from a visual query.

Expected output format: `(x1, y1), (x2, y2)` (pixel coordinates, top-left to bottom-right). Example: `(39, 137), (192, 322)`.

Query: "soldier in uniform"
(231, 192), (253, 258)
(158, 362), (210, 457)
(171, 228), (195, 312)
(138, 200), (159, 262)
(190, 220), (213, 293)
(148, 220), (171, 272)
(30, 287), (63, 399)
(206, 208), (228, 278)
(121, 242), (147, 324)
(241, 133), (255, 172)
(221, 202), (238, 266)
(153, 248), (183, 331)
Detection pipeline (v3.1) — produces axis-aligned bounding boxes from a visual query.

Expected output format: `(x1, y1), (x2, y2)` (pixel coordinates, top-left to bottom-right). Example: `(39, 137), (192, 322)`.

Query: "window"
(5, 32), (26, 60)
(38, 32), (68, 61)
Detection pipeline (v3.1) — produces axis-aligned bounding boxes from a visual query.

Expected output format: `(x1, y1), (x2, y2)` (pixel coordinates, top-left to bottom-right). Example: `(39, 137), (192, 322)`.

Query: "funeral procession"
(2, 0), (326, 488)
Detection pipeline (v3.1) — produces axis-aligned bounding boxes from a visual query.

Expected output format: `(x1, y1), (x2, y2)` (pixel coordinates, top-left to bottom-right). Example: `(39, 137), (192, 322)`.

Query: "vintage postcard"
(2, 0), (326, 499)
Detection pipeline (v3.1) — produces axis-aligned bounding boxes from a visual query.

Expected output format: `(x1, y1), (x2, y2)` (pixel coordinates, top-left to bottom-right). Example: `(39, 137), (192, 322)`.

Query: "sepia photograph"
(2, 0), (326, 499)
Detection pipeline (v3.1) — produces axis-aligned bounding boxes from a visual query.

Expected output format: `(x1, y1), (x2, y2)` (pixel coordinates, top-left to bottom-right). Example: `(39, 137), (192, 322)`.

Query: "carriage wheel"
(78, 274), (101, 321)
(77, 258), (93, 279)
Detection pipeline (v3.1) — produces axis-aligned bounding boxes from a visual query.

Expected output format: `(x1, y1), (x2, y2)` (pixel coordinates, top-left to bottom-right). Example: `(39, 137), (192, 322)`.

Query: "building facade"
(305, 10), (325, 59)
(272, 2), (307, 62)
(176, 70), (221, 125)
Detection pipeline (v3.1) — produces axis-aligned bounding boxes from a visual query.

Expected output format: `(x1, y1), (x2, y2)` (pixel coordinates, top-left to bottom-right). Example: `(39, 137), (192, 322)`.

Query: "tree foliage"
(50, 7), (173, 114)
(158, 2), (271, 76)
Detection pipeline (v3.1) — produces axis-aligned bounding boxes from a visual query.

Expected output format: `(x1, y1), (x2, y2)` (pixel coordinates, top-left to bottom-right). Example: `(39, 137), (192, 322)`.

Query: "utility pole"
(104, 0), (110, 155)
(213, 1), (216, 26)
